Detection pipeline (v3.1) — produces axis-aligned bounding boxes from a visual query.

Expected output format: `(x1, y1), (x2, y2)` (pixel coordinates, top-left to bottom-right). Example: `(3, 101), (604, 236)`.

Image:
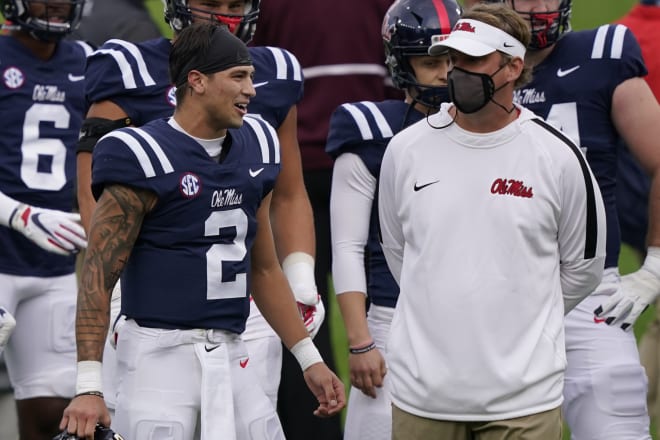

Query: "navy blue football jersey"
(85, 38), (302, 131)
(513, 25), (647, 269)
(85, 37), (175, 126)
(91, 116), (280, 332)
(326, 100), (424, 307)
(247, 46), (303, 128)
(0, 36), (92, 277)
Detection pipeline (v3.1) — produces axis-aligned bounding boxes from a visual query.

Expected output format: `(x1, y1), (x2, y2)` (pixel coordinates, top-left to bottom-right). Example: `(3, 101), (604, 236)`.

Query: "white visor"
(428, 18), (526, 60)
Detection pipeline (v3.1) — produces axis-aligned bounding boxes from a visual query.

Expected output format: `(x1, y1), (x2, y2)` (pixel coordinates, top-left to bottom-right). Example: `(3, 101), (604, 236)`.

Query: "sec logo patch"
(180, 172), (201, 198)
(3, 67), (24, 89)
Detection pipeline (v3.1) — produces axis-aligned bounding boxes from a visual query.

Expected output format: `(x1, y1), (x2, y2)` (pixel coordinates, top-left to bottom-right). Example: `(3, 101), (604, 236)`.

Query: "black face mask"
(447, 64), (508, 114)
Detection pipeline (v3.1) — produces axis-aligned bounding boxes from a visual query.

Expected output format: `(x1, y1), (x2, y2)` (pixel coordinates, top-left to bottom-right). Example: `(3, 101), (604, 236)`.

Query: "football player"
(76, 0), (321, 414)
(501, 0), (660, 438)
(326, 0), (460, 438)
(0, 0), (91, 438)
(59, 23), (344, 440)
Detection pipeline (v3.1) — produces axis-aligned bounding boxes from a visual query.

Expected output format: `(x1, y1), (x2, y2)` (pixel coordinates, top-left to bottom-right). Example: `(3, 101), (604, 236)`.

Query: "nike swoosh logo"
(413, 180), (440, 192)
(68, 73), (85, 82)
(556, 66), (580, 77)
(249, 167), (264, 177)
(239, 357), (249, 368)
(205, 344), (220, 352)
(253, 81), (268, 88)
(593, 316), (606, 324)
(503, 42), (514, 48)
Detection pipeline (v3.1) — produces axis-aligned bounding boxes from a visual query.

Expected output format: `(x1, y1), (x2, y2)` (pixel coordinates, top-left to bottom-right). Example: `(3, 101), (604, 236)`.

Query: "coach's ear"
(506, 56), (524, 83)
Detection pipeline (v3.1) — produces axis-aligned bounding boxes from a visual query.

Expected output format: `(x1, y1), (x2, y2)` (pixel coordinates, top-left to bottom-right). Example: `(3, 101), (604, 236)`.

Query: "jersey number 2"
(205, 209), (248, 300)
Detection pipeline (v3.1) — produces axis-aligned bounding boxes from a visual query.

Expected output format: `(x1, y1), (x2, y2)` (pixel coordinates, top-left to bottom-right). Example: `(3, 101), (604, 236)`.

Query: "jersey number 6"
(21, 103), (70, 191)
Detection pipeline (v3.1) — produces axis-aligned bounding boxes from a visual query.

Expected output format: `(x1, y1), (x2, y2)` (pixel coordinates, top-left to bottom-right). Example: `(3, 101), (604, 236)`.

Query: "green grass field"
(150, 0), (652, 437)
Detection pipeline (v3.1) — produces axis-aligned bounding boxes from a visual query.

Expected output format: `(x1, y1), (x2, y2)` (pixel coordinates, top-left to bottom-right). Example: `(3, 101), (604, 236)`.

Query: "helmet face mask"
(163, 0), (260, 43)
(382, 0), (461, 109)
(508, 0), (571, 50)
(0, 0), (85, 41)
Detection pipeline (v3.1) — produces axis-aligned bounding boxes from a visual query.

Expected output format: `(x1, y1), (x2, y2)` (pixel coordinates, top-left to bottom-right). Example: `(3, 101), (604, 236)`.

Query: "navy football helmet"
(382, 0), (461, 109)
(163, 0), (260, 43)
(53, 425), (124, 440)
(505, 0), (571, 50)
(0, 0), (85, 40)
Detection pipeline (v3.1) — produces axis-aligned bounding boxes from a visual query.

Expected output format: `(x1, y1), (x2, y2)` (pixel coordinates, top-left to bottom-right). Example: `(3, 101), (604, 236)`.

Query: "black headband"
(174, 27), (252, 88)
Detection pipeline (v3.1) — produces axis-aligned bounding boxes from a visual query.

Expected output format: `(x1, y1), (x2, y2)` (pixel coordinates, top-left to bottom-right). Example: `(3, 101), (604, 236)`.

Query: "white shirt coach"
(378, 103), (606, 421)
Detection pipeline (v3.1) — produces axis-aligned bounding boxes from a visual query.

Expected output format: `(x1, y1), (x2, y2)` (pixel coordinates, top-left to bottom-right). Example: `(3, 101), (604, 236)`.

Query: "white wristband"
(290, 337), (323, 371)
(643, 247), (660, 279)
(282, 252), (317, 304)
(76, 360), (103, 395)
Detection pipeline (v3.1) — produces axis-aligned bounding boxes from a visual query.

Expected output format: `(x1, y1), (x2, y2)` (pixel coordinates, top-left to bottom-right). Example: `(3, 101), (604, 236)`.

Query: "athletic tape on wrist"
(290, 337), (323, 371)
(282, 252), (317, 304)
(76, 360), (103, 395)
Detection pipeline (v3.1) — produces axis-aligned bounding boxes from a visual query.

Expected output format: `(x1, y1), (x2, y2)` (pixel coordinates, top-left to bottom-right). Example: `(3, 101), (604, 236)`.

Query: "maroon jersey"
(251, 0), (402, 170)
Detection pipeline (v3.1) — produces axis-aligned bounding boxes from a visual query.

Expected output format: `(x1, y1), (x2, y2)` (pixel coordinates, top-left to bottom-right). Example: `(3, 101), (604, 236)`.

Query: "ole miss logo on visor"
(454, 22), (476, 33)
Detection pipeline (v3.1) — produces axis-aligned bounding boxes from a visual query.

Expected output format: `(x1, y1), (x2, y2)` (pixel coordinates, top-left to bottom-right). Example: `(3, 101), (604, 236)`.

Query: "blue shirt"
(0, 36), (92, 276)
(326, 100), (424, 307)
(92, 117), (280, 332)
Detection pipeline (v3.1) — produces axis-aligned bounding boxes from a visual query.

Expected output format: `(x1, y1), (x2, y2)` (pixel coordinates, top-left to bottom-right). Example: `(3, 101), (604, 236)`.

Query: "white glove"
(0, 307), (16, 354)
(594, 247), (660, 331)
(9, 204), (87, 256)
(298, 295), (325, 339)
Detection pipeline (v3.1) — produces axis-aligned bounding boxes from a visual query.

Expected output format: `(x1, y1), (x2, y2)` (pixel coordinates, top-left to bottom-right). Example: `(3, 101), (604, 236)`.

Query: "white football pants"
(112, 319), (284, 440)
(563, 269), (651, 440)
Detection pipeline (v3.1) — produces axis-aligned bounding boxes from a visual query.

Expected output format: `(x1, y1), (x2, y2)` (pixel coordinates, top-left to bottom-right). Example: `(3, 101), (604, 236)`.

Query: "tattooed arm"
(60, 184), (157, 439)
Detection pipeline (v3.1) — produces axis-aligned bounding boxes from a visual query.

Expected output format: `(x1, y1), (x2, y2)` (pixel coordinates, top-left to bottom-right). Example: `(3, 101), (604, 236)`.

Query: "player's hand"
(59, 394), (111, 440)
(10, 204), (87, 256)
(349, 346), (387, 399)
(594, 267), (660, 331)
(0, 307), (16, 354)
(303, 362), (346, 418)
(298, 294), (325, 339)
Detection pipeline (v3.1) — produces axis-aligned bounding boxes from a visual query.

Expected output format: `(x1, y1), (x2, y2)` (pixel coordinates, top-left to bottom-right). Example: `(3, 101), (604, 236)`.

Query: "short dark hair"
(169, 22), (252, 104)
